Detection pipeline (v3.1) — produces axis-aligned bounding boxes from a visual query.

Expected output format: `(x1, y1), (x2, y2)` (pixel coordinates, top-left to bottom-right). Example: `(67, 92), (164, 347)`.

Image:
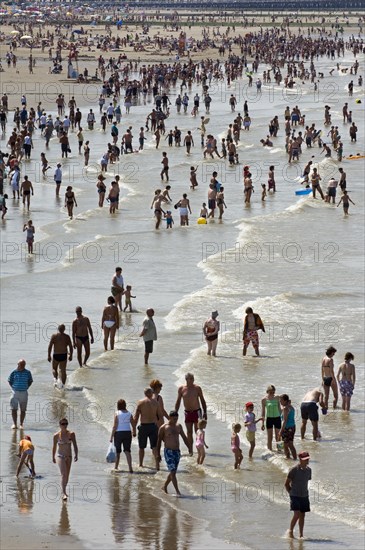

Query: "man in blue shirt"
(8, 359), (33, 430)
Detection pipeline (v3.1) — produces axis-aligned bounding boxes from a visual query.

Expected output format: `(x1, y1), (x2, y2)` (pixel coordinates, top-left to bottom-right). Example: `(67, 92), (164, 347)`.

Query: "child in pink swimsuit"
(231, 423), (243, 469)
(195, 419), (208, 464)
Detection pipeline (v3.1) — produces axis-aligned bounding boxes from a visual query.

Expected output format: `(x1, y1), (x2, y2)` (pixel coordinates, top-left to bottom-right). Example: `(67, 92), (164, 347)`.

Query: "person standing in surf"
(321, 346), (338, 409)
(203, 311), (220, 356)
(175, 373), (207, 455)
(242, 307), (265, 356)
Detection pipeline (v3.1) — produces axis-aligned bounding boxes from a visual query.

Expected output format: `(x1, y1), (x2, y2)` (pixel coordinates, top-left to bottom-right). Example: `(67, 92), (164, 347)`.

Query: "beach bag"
(106, 442), (116, 463)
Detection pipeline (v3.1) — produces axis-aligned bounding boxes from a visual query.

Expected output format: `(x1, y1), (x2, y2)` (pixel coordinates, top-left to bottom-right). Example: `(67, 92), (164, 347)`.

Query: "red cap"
(24, 435), (32, 441)
(298, 451), (310, 461)
(245, 402), (254, 408)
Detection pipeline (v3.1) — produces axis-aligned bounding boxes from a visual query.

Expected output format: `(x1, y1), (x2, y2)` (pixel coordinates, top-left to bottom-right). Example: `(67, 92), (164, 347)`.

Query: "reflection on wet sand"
(109, 473), (206, 548)
(16, 477), (34, 514)
(58, 502), (71, 536)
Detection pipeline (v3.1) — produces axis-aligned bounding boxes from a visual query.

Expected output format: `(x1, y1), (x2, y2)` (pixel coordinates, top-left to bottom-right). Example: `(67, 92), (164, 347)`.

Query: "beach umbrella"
(10, 30), (20, 34)
(37, 19), (45, 23)
(20, 35), (32, 40)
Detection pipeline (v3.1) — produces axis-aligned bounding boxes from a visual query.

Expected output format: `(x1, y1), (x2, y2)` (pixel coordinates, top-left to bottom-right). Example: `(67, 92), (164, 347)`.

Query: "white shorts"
(10, 390), (28, 412)
(180, 207), (188, 216)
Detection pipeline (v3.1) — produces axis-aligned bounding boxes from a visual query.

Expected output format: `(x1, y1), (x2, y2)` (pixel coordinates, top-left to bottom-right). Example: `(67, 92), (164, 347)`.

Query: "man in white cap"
(203, 311), (220, 356)
(284, 451), (312, 538)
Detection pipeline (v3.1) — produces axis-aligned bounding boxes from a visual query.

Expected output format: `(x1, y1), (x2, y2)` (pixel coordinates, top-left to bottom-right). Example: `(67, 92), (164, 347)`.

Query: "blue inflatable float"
(295, 188), (312, 196)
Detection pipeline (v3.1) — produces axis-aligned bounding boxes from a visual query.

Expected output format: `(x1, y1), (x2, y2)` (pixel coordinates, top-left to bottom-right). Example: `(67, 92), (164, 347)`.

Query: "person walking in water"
(243, 307), (265, 356)
(285, 451), (312, 539)
(47, 324), (73, 387)
(52, 418), (78, 501)
(110, 399), (136, 472)
(72, 306), (94, 367)
(157, 410), (190, 496)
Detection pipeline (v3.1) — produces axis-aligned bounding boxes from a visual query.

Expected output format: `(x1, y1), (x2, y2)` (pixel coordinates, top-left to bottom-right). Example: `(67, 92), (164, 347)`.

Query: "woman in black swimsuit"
(65, 186), (77, 219)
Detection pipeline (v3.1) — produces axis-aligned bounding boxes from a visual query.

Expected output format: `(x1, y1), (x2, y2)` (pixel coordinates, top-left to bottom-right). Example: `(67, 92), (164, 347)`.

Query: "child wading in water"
(16, 435), (36, 477)
(279, 394), (297, 459)
(231, 423), (243, 469)
(244, 402), (263, 459)
(123, 285), (136, 312)
(166, 210), (174, 229)
(337, 190), (355, 215)
(195, 419), (208, 464)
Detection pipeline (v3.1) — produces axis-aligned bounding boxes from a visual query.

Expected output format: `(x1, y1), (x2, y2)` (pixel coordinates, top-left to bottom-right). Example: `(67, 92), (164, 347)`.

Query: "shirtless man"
(183, 131), (194, 154)
(300, 387), (326, 440)
(72, 307), (94, 367)
(134, 387), (159, 469)
(337, 352), (356, 411)
(157, 411), (190, 496)
(108, 181), (119, 214)
(338, 168), (347, 191)
(207, 183), (217, 218)
(161, 152), (169, 181)
(48, 324), (73, 387)
(20, 176), (34, 210)
(151, 190), (168, 229)
(175, 373), (207, 454)
(321, 346), (338, 409)
(310, 168), (324, 200)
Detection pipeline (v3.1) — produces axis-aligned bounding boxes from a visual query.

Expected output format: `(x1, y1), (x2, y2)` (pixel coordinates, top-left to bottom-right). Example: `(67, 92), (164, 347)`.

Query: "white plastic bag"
(106, 442), (116, 463)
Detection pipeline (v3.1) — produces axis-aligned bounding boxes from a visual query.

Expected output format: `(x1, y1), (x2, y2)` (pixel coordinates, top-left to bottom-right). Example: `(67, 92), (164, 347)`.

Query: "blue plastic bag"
(106, 442), (116, 463)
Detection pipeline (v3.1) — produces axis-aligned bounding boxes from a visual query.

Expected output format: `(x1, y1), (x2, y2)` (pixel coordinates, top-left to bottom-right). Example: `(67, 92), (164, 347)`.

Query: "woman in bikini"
(52, 418), (78, 500)
(101, 296), (119, 351)
(64, 186), (77, 219)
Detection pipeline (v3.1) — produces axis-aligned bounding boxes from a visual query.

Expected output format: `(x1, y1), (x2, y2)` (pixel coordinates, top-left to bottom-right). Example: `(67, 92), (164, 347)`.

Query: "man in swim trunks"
(285, 451), (312, 539)
(72, 307), (94, 367)
(20, 175), (34, 210)
(134, 387), (159, 469)
(337, 352), (356, 411)
(175, 373), (207, 454)
(48, 324), (73, 387)
(243, 307), (265, 356)
(300, 388), (326, 440)
(157, 410), (190, 496)
(321, 346), (338, 409)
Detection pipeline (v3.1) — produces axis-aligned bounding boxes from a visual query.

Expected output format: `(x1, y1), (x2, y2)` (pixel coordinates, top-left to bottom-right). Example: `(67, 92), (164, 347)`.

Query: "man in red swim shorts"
(174, 373), (207, 455)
